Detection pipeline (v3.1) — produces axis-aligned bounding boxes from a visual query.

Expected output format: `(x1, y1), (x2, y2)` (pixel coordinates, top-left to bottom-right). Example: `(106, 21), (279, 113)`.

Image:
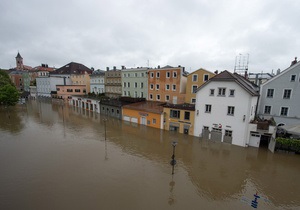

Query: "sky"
(0, 0), (299, 73)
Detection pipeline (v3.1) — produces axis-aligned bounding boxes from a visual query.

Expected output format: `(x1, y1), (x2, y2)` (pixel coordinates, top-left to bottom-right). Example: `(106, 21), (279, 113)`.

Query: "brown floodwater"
(0, 100), (299, 210)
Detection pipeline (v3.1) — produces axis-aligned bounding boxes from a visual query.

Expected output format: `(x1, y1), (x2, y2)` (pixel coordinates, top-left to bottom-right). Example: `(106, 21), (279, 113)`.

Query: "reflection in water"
(0, 100), (300, 210)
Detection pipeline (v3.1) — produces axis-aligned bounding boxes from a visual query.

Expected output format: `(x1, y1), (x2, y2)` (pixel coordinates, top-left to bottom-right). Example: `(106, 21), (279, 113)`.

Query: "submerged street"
(0, 100), (299, 210)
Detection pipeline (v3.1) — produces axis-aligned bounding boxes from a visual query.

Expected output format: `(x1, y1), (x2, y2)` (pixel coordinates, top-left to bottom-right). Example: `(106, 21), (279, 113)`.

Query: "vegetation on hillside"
(0, 70), (19, 106)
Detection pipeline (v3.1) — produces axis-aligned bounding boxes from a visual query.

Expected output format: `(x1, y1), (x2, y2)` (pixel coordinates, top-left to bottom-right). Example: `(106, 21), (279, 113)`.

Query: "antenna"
(234, 53), (249, 75)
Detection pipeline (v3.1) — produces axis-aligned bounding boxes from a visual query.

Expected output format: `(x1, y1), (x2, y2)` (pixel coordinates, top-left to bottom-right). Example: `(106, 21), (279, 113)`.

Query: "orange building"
(122, 101), (165, 129)
(56, 85), (86, 100)
(185, 68), (215, 104)
(148, 65), (187, 104)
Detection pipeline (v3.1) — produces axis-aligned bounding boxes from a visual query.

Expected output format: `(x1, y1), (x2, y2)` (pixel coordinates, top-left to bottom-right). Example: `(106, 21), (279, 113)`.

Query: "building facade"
(122, 101), (164, 129)
(163, 103), (195, 135)
(194, 71), (260, 147)
(90, 70), (105, 94)
(105, 67), (122, 98)
(257, 58), (300, 126)
(185, 68), (215, 104)
(121, 67), (149, 99)
(148, 65), (187, 104)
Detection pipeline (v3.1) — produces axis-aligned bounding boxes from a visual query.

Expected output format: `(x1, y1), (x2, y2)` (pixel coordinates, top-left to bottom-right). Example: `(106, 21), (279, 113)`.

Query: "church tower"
(16, 52), (23, 70)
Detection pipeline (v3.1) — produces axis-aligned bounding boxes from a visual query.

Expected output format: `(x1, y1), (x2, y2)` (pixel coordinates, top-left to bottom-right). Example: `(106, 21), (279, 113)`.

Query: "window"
(173, 71), (177, 78)
(283, 89), (291, 99)
(67, 89), (73, 92)
(156, 72), (160, 78)
(141, 82), (144, 88)
(128, 82), (130, 87)
(57, 88), (60, 91)
(124, 82), (126, 88)
(150, 84), (154, 90)
(134, 82), (138, 88)
(156, 94), (160, 100)
(166, 84), (170, 90)
(127, 91), (130, 96)
(264, 106), (271, 114)
(134, 91), (137, 97)
(192, 74), (198, 82)
(156, 84), (160, 90)
(166, 95), (170, 101)
(172, 85), (176, 91)
(150, 72), (154, 78)
(218, 88), (226, 96)
(225, 130), (232, 137)
(170, 110), (180, 118)
(184, 112), (190, 120)
(124, 91), (126, 96)
(75, 89), (80, 92)
(210, 89), (215, 96)
(280, 107), (289, 116)
(152, 119), (156, 124)
(291, 75), (296, 82)
(149, 94), (153, 100)
(167, 72), (170, 78)
(141, 73), (144, 77)
(192, 85), (198, 93)
(135, 73), (138, 77)
(205, 104), (212, 113)
(203, 74), (209, 81)
(141, 92), (144, 98)
(191, 98), (196, 103)
(229, 89), (235, 97)
(227, 106), (235, 115)
(267, 89), (274, 98)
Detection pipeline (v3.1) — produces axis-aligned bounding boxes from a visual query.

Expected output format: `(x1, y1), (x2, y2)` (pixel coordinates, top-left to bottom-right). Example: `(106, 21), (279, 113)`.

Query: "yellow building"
(163, 103), (195, 135)
(122, 101), (164, 129)
(185, 68), (215, 104)
(71, 71), (92, 93)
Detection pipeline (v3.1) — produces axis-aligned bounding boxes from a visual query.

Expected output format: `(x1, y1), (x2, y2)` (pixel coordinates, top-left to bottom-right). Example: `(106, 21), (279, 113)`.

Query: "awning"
(281, 124), (300, 135)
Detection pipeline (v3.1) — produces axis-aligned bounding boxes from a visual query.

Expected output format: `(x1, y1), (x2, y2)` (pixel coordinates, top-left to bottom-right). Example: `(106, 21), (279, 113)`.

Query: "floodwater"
(0, 100), (299, 210)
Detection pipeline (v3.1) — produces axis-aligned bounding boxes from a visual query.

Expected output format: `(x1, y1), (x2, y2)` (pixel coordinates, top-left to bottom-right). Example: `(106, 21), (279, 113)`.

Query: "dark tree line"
(0, 70), (19, 106)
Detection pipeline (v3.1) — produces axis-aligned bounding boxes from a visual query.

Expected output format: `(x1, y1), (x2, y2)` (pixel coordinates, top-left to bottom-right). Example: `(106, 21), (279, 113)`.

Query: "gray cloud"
(0, 0), (299, 73)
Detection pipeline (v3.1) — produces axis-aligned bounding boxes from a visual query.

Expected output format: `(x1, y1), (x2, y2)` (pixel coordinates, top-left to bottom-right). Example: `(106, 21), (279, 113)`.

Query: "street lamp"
(170, 141), (177, 175)
(103, 118), (107, 140)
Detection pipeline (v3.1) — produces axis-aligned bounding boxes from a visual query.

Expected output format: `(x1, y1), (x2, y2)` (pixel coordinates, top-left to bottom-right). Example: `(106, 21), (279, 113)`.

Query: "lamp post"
(103, 118), (107, 140)
(170, 141), (177, 175)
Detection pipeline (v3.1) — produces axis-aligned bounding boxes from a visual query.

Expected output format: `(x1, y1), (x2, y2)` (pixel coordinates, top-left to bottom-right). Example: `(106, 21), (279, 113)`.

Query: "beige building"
(185, 68), (215, 104)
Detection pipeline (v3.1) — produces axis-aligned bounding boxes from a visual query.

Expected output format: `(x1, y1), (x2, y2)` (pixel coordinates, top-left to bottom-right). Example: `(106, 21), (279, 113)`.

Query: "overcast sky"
(0, 0), (299, 73)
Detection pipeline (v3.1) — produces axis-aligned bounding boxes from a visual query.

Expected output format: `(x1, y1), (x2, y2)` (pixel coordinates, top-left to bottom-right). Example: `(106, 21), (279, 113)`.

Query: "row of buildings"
(7, 53), (300, 149)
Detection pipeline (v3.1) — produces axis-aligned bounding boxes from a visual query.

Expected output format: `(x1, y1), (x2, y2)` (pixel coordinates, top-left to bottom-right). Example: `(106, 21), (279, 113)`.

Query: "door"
(141, 117), (146, 125)
(249, 132), (260, 147)
(223, 130), (233, 144)
(211, 128), (222, 142)
(202, 126), (210, 139)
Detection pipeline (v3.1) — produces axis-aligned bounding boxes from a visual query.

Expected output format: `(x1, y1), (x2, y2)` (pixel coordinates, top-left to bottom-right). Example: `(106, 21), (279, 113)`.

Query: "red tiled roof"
(123, 101), (165, 114)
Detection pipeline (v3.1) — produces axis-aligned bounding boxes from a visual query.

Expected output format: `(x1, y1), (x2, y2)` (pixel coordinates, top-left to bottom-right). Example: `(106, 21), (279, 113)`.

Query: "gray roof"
(196, 70), (259, 96)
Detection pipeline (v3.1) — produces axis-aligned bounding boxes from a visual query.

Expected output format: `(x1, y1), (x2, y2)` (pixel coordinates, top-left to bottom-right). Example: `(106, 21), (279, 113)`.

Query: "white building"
(90, 70), (105, 94)
(257, 57), (300, 126)
(36, 71), (71, 97)
(194, 70), (260, 147)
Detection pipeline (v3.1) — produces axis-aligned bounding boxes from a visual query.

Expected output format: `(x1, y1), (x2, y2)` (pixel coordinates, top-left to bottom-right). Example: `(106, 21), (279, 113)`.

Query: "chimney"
(276, 68), (281, 75)
(121, 65), (126, 70)
(158, 65), (160, 69)
(290, 57), (298, 67)
(214, 70), (218, 74)
(106, 67), (109, 71)
(113, 66), (116, 70)
(178, 65), (181, 67)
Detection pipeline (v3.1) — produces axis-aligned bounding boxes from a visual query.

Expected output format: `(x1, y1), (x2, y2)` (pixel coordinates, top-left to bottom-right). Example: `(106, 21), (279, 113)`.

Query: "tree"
(0, 70), (19, 106)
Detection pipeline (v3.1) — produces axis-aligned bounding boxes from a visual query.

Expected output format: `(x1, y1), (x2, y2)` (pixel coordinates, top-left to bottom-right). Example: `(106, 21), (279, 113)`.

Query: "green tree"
(0, 70), (19, 106)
